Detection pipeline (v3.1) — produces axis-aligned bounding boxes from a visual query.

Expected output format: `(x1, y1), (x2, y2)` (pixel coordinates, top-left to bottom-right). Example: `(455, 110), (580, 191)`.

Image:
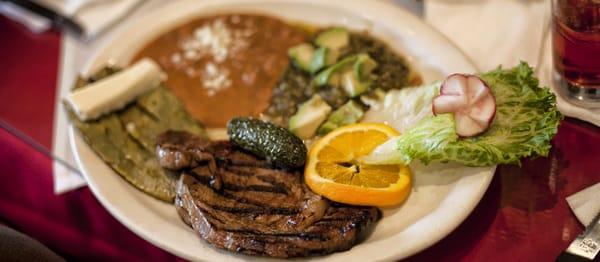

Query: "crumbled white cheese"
(167, 18), (253, 96)
(126, 122), (136, 133)
(170, 53), (182, 65)
(184, 49), (198, 60)
(202, 62), (231, 97)
(185, 67), (197, 78)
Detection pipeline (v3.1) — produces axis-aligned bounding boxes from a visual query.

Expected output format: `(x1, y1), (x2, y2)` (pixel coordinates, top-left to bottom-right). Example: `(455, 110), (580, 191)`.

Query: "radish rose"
(432, 74), (496, 137)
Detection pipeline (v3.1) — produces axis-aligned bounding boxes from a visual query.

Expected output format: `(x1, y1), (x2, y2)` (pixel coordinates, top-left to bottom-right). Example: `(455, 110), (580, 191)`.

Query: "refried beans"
(133, 14), (308, 127)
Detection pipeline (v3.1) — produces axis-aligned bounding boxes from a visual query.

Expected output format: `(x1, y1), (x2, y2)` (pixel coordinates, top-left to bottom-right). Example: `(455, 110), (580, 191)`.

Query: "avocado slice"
(309, 46), (342, 74)
(318, 100), (365, 135)
(360, 88), (387, 107)
(344, 53), (377, 96)
(325, 48), (340, 65)
(289, 94), (332, 139)
(288, 43), (315, 72)
(308, 47), (328, 74)
(315, 28), (350, 51)
(342, 70), (370, 97)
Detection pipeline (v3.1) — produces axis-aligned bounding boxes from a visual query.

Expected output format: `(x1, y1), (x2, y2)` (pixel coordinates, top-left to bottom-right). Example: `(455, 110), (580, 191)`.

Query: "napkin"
(0, 0), (142, 38)
(424, 0), (550, 72)
(552, 91), (600, 127)
(566, 182), (600, 226)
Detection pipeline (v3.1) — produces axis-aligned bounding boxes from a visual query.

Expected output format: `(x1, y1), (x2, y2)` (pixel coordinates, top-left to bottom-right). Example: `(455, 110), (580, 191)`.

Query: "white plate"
(69, 0), (495, 260)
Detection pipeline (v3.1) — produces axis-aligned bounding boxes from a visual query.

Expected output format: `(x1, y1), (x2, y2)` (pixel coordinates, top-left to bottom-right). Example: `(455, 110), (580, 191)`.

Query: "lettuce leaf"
(362, 82), (440, 133)
(364, 62), (562, 166)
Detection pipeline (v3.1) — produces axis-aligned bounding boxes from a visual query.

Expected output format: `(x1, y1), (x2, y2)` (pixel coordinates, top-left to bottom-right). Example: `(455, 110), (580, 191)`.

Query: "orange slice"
(305, 123), (411, 206)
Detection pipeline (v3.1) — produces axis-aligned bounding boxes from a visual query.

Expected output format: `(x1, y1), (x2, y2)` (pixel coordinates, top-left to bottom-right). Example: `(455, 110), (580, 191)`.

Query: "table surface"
(1, 15), (600, 262)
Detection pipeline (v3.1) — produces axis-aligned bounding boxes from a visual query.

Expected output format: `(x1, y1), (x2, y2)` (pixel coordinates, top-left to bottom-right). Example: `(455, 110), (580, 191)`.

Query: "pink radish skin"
(432, 74), (496, 137)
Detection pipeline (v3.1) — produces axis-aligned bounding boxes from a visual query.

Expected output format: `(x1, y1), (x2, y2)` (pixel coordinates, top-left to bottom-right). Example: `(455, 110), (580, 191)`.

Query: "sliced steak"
(157, 131), (380, 258)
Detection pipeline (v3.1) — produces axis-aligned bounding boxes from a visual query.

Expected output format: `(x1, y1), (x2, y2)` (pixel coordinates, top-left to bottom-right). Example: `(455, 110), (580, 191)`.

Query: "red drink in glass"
(552, 0), (600, 106)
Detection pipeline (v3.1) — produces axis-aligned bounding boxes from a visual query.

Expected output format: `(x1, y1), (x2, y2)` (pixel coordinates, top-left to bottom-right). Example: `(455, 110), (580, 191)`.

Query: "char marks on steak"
(156, 131), (380, 258)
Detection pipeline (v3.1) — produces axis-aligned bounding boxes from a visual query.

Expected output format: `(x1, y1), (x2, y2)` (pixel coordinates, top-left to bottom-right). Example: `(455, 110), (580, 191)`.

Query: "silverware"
(558, 210), (600, 261)
(0, 119), (81, 176)
(1, 0), (84, 37)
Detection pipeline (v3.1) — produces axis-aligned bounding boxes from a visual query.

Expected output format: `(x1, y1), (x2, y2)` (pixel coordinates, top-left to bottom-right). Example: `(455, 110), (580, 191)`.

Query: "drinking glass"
(552, 0), (600, 107)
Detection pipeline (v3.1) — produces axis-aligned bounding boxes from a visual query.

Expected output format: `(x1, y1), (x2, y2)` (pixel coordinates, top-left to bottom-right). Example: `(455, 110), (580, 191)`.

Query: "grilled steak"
(156, 131), (380, 258)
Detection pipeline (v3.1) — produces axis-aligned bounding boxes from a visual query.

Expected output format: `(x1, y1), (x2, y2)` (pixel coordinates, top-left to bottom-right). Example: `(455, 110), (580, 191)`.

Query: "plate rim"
(69, 0), (494, 260)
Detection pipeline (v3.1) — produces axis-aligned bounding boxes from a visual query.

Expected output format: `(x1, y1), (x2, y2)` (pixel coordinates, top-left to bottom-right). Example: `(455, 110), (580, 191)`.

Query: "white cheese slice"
(65, 58), (164, 121)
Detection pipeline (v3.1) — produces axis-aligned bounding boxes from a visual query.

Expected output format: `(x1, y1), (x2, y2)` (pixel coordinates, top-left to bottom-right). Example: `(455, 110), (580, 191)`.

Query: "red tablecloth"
(1, 15), (599, 261)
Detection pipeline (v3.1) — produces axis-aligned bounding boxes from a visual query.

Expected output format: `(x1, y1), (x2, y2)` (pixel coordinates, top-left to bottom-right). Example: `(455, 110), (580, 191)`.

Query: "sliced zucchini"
(313, 55), (358, 87)
(288, 94), (332, 139)
(318, 100), (365, 135)
(353, 53), (378, 81)
(309, 46), (340, 74)
(288, 43), (315, 72)
(313, 52), (377, 89)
